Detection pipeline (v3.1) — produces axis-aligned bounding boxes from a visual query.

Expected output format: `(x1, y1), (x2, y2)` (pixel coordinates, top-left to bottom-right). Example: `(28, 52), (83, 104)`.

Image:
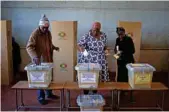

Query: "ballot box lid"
(75, 63), (101, 71)
(126, 63), (156, 72)
(24, 63), (53, 71)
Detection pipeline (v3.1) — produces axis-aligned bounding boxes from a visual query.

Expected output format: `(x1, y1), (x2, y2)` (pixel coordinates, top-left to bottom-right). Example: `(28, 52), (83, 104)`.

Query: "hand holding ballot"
(83, 49), (89, 57)
(117, 50), (122, 55)
(105, 48), (111, 56)
(113, 45), (122, 59)
(33, 57), (41, 65)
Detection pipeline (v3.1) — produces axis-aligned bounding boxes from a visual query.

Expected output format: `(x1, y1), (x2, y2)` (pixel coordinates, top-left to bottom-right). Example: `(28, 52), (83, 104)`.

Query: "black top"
(114, 35), (135, 63)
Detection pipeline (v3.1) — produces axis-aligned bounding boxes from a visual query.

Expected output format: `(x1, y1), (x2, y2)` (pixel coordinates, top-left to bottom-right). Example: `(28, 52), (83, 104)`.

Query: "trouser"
(37, 89), (52, 100)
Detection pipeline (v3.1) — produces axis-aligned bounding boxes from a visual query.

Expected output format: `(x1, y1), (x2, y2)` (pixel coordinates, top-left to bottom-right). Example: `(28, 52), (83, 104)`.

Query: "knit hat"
(39, 14), (49, 26)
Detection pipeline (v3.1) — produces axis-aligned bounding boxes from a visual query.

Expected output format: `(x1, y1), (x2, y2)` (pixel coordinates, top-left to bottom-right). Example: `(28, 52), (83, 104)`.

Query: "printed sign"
(135, 74), (151, 84)
(30, 72), (45, 82)
(58, 31), (67, 40)
(60, 63), (68, 72)
(81, 73), (96, 83)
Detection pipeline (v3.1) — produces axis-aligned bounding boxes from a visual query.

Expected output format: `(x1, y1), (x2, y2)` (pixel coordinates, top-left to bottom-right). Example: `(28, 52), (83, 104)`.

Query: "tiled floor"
(1, 71), (169, 111)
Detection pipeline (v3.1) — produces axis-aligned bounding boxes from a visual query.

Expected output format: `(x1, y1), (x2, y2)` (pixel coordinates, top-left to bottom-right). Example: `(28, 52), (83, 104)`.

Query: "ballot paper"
(113, 54), (119, 59)
(116, 46), (119, 51)
(83, 49), (89, 57)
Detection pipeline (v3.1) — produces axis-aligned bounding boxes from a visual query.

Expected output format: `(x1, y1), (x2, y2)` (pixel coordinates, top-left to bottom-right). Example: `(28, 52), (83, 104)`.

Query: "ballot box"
(77, 94), (105, 111)
(24, 63), (53, 88)
(75, 63), (101, 89)
(51, 21), (77, 83)
(126, 63), (156, 89)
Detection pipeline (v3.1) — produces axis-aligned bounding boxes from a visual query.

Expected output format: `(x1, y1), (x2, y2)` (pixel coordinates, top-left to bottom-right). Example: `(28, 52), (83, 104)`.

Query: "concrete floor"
(1, 71), (169, 111)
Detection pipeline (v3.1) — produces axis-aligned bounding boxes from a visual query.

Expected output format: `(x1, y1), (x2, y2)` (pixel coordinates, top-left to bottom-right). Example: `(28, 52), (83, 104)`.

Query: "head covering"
(39, 14), (49, 26)
(116, 27), (125, 34)
(92, 22), (101, 30)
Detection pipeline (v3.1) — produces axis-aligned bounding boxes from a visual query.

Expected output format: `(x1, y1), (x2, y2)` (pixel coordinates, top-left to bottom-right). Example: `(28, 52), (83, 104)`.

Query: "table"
(115, 82), (168, 111)
(11, 81), (168, 111)
(12, 81), (65, 111)
(64, 81), (116, 111)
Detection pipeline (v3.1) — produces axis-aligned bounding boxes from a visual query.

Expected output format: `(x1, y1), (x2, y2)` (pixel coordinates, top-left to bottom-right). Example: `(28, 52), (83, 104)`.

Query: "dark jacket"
(114, 35), (135, 63)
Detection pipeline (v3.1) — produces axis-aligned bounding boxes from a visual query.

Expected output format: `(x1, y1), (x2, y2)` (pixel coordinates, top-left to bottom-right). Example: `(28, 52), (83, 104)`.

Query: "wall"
(1, 1), (169, 72)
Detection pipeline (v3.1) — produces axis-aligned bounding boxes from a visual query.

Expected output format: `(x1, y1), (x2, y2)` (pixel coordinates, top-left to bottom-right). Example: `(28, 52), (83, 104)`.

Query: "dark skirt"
(117, 59), (130, 82)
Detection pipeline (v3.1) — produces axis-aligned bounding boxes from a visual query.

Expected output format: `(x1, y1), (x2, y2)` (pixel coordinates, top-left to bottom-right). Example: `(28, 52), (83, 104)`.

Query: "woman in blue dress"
(77, 22), (109, 94)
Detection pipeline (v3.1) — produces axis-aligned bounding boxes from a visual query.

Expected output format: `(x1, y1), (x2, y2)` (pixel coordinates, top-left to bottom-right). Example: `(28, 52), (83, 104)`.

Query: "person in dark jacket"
(12, 37), (21, 77)
(114, 27), (135, 101)
(114, 27), (135, 82)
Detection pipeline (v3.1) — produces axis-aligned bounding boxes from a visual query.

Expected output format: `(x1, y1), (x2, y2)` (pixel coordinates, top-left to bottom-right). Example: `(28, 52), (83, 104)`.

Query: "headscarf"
(92, 22), (101, 30)
(116, 27), (125, 34)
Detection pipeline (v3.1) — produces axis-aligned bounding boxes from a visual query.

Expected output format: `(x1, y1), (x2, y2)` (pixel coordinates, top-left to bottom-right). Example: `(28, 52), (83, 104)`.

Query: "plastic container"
(75, 63), (101, 89)
(77, 94), (105, 111)
(24, 63), (53, 88)
(126, 63), (156, 89)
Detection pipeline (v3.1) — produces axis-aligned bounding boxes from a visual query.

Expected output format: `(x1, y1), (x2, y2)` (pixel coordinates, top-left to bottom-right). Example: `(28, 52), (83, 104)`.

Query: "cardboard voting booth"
(51, 21), (77, 82)
(1, 20), (13, 85)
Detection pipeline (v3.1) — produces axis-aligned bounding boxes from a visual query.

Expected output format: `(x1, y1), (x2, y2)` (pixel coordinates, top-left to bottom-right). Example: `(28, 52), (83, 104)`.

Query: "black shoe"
(47, 94), (59, 99)
(38, 99), (48, 105)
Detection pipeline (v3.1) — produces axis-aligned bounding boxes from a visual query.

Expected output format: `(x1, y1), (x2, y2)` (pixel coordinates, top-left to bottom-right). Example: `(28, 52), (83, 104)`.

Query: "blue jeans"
(37, 89), (52, 100)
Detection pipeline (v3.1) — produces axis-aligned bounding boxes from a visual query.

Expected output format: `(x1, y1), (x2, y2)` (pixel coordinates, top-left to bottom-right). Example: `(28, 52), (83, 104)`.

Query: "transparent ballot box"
(126, 63), (156, 89)
(77, 94), (105, 111)
(24, 63), (53, 88)
(75, 63), (101, 89)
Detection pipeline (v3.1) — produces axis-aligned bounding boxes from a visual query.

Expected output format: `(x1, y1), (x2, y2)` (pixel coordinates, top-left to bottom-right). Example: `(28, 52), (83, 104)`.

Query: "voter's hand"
(117, 51), (122, 55)
(33, 57), (41, 65)
(54, 47), (60, 51)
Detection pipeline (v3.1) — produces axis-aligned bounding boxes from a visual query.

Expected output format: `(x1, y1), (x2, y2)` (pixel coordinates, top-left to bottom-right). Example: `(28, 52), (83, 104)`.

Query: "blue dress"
(78, 31), (109, 82)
